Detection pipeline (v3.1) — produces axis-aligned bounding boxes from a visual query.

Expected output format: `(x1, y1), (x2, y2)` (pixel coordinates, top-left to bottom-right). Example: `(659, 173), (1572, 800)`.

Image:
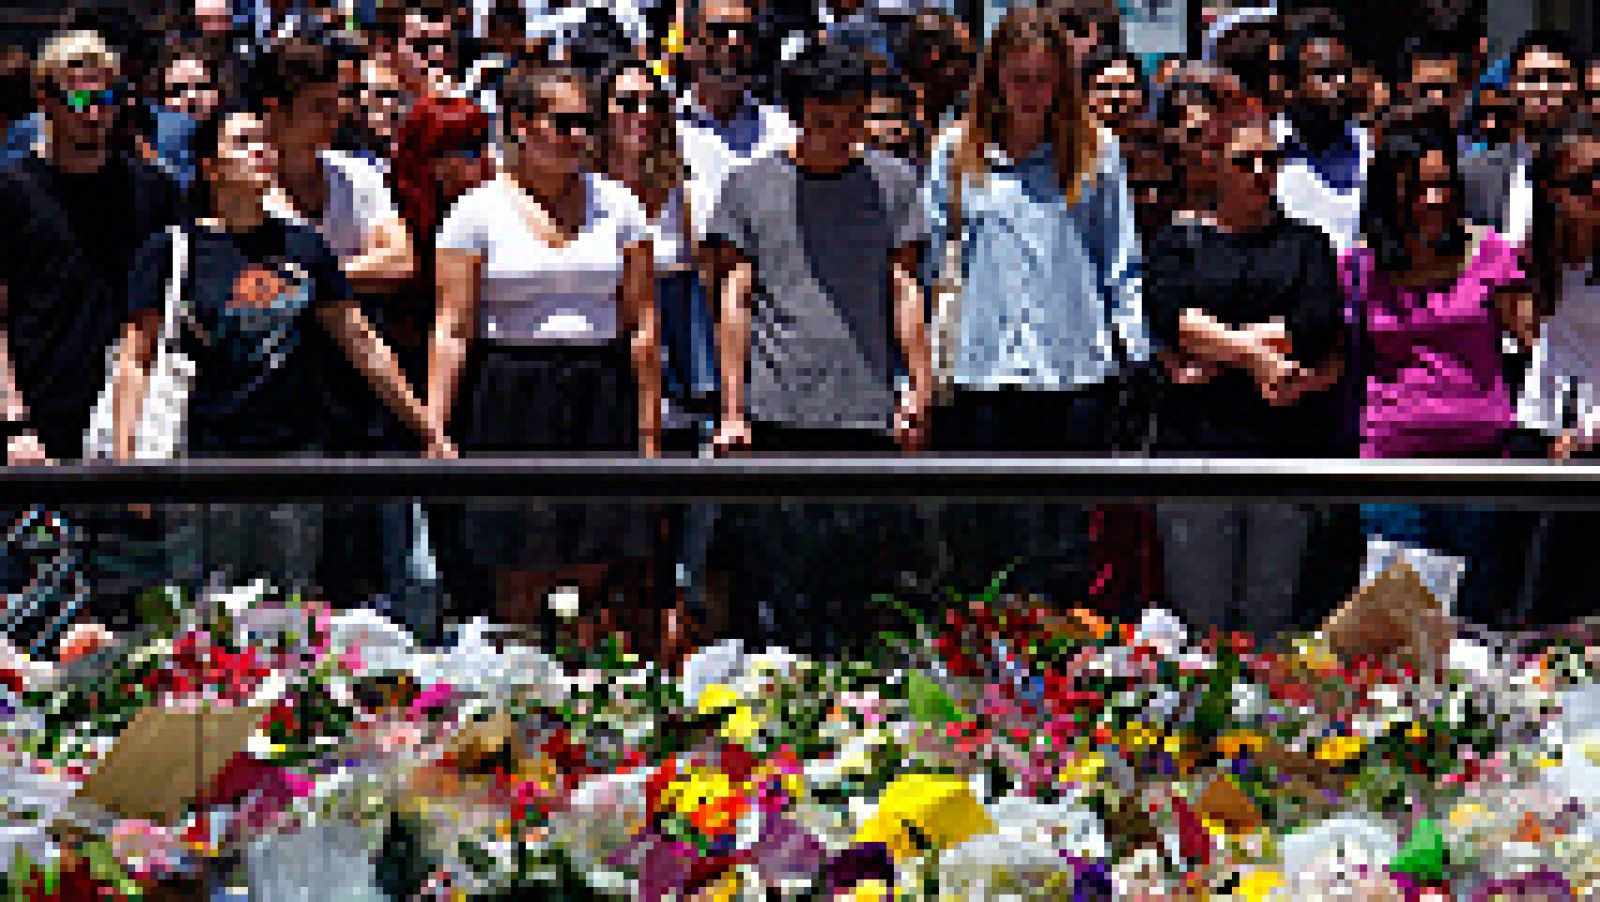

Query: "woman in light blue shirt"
(924, 5), (1149, 454)
(925, 6), (1150, 603)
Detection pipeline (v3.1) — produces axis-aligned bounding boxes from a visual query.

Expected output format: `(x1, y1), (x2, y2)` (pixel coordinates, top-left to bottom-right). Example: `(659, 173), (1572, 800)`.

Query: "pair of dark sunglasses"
(705, 21), (757, 44)
(1557, 168), (1600, 197)
(1228, 148), (1286, 176)
(52, 85), (122, 112)
(547, 111), (597, 137)
(612, 92), (669, 115)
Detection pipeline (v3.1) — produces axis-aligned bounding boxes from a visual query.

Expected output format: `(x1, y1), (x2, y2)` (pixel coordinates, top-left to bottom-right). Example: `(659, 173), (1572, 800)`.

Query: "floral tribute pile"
(0, 576), (1596, 899)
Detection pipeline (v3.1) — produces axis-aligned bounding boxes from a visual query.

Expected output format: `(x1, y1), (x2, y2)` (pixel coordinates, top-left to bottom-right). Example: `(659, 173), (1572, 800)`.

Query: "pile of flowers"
(0, 581), (1598, 899)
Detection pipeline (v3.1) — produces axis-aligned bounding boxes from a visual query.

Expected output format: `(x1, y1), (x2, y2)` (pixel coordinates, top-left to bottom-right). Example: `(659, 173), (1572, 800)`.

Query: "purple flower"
(827, 843), (895, 892)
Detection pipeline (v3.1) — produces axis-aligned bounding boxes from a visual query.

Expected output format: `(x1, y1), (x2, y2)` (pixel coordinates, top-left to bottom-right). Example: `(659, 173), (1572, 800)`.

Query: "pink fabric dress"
(1340, 232), (1524, 459)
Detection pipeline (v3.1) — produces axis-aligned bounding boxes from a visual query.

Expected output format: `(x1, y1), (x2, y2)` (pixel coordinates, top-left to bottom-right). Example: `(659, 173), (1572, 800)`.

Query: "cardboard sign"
(76, 705), (263, 823)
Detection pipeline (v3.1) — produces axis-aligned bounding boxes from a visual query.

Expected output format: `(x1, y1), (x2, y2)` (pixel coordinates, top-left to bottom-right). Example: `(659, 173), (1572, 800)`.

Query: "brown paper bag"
(1196, 777), (1261, 835)
(1320, 562), (1450, 663)
(76, 705), (263, 823)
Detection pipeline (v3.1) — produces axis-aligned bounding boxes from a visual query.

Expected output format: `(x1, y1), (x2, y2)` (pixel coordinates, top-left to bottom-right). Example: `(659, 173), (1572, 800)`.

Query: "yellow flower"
(1058, 752), (1107, 785)
(1163, 733), (1184, 756)
(1238, 869), (1285, 902)
(720, 704), (764, 744)
(1123, 723), (1159, 750)
(1295, 637), (1339, 674)
(699, 684), (739, 715)
(849, 879), (896, 901)
(856, 773), (994, 861)
(1217, 732), (1267, 758)
(1314, 734), (1367, 766)
(698, 869), (740, 901)
(1408, 723), (1426, 742)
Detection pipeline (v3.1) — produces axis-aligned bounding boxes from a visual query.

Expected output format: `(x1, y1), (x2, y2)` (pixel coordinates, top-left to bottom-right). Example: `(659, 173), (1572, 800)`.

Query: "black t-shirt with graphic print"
(126, 218), (352, 457)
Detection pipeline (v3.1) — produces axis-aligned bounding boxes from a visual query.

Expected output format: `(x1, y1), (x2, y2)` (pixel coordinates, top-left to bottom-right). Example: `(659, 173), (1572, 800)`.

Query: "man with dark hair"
(1042, 0), (1122, 62)
(1507, 30), (1581, 142)
(1398, 33), (1475, 128)
(254, 39), (416, 605)
(387, 0), (462, 100)
(1213, 18), (1288, 114)
(865, 71), (923, 167)
(1273, 7), (1371, 254)
(707, 40), (929, 653)
(1463, 30), (1581, 246)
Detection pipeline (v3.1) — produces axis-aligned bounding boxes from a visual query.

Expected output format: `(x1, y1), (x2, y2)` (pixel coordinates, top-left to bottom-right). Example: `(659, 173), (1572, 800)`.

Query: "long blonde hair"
(951, 7), (1100, 214)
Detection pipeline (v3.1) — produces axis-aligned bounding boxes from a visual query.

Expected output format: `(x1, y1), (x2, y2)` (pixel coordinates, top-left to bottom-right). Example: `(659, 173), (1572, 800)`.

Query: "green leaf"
(1389, 819), (1446, 883)
(907, 671), (968, 727)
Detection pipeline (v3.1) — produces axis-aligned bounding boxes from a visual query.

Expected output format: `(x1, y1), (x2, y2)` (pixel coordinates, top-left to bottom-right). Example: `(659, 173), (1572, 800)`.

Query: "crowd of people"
(0, 0), (1596, 660)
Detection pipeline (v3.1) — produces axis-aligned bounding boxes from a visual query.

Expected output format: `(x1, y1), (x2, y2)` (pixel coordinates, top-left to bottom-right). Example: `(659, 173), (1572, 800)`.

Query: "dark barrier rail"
(4, 458), (1600, 503)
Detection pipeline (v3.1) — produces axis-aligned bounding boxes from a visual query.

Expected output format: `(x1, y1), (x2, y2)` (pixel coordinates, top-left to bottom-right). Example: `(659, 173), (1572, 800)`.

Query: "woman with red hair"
(382, 94), (490, 640)
(391, 94), (493, 389)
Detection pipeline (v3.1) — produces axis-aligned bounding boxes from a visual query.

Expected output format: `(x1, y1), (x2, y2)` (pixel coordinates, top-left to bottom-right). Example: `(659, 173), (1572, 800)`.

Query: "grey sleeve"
(704, 168), (755, 257)
(889, 157), (929, 250)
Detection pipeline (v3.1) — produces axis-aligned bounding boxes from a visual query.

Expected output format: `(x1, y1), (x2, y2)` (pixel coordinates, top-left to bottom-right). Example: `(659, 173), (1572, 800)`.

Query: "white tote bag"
(84, 226), (195, 460)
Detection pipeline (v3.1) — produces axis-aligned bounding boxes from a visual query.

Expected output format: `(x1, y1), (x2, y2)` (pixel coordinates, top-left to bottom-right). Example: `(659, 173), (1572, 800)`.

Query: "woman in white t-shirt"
(429, 62), (660, 633)
(1516, 126), (1600, 458)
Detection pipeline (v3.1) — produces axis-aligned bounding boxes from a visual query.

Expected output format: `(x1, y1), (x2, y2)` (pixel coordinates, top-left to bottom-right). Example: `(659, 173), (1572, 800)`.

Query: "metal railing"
(1, 458), (1600, 503)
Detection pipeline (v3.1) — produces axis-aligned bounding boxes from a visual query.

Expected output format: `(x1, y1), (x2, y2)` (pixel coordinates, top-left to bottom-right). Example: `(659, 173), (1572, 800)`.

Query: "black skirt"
(448, 340), (651, 572)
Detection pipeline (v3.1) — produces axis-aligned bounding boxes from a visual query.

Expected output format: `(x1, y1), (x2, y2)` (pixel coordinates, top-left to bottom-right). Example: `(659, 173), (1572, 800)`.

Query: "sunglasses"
(612, 92), (668, 115)
(547, 111), (597, 138)
(1557, 169), (1600, 197)
(52, 86), (122, 112)
(1228, 148), (1285, 176)
(705, 21), (757, 44)
(406, 36), (453, 58)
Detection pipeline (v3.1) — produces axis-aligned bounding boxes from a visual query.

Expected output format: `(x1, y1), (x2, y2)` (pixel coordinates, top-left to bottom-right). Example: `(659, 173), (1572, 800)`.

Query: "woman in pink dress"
(1342, 110), (1534, 626)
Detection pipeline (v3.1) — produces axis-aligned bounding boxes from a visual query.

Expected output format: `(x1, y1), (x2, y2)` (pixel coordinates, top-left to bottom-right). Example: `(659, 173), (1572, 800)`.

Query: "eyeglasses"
(1227, 148), (1285, 176)
(1307, 65), (1352, 86)
(51, 85), (122, 112)
(165, 80), (216, 100)
(366, 88), (407, 106)
(704, 21), (757, 45)
(612, 92), (668, 115)
(546, 111), (597, 138)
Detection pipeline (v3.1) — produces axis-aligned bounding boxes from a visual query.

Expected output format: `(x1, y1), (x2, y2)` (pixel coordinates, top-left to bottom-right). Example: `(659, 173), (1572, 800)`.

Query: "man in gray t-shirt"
(702, 41), (932, 655)
(709, 151), (926, 435)
(706, 43), (930, 454)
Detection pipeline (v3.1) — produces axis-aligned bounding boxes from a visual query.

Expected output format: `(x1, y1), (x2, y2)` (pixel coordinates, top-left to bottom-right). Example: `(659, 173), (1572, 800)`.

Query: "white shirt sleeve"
(437, 187), (489, 254)
(1504, 155), (1533, 247)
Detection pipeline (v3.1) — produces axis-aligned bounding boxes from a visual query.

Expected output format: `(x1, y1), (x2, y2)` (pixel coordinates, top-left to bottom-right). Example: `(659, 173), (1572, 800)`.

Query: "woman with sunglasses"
(1145, 98), (1346, 636)
(598, 59), (705, 660)
(429, 63), (659, 646)
(1345, 109), (1530, 626)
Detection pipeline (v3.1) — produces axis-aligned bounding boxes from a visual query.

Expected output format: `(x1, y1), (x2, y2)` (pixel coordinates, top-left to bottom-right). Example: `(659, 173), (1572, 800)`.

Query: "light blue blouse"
(923, 127), (1150, 391)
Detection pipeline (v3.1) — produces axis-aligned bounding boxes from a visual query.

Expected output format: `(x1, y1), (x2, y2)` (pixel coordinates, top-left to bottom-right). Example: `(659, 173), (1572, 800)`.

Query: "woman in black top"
(113, 107), (447, 592)
(1144, 100), (1346, 637)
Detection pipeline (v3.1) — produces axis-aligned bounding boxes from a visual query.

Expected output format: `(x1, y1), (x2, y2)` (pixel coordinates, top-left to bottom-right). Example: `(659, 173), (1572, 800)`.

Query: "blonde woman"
(925, 6), (1149, 599)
